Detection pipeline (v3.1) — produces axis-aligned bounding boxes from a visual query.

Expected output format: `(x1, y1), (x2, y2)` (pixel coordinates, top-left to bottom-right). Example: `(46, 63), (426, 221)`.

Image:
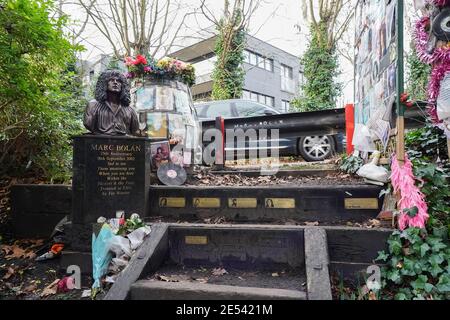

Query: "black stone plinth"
(72, 135), (151, 224)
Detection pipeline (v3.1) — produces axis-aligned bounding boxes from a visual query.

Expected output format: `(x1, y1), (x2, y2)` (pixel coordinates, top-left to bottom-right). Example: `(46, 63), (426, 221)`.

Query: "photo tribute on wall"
(354, 0), (398, 150)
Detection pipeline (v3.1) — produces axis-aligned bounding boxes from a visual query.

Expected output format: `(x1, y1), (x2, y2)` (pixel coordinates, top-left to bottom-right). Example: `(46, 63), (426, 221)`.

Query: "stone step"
(130, 280), (307, 300)
(149, 185), (384, 223)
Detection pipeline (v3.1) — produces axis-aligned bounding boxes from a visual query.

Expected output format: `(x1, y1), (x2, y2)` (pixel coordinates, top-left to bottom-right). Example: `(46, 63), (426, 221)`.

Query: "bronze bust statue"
(84, 70), (139, 136)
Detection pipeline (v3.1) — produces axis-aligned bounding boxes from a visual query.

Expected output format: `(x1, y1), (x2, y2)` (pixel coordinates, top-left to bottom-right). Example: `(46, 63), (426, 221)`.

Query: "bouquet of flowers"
(124, 55), (195, 86)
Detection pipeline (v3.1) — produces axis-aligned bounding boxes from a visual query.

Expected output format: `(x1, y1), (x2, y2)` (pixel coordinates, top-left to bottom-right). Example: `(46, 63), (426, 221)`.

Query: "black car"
(195, 99), (343, 162)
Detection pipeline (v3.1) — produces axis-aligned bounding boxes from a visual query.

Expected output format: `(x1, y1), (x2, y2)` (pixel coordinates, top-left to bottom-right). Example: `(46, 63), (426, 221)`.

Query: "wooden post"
(396, 0), (405, 165)
(447, 138), (450, 158)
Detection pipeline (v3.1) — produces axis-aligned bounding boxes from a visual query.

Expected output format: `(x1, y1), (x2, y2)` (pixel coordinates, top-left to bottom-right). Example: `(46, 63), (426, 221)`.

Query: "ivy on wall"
(291, 21), (342, 112)
(211, 12), (246, 100)
(407, 49), (431, 102)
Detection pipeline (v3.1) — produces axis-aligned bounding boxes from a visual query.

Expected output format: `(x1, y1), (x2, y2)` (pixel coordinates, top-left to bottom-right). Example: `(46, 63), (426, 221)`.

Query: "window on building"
(281, 64), (293, 79)
(281, 100), (291, 113)
(264, 59), (274, 72)
(193, 56), (217, 84)
(249, 52), (258, 65)
(280, 64), (295, 93)
(243, 50), (250, 64)
(242, 90), (275, 108)
(244, 50), (273, 72)
(265, 96), (275, 107)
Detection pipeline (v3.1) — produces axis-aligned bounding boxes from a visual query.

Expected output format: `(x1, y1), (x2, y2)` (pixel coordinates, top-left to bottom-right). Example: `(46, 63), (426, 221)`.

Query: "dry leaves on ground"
(304, 221), (320, 226)
(40, 279), (60, 297)
(212, 268), (228, 276)
(156, 274), (192, 283)
(2, 266), (16, 280)
(1, 240), (43, 260)
(194, 278), (208, 283)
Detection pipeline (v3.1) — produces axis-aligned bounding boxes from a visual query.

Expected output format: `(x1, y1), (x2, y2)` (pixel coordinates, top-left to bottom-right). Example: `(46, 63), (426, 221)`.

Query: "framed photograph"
(150, 141), (170, 171)
(147, 112), (168, 138)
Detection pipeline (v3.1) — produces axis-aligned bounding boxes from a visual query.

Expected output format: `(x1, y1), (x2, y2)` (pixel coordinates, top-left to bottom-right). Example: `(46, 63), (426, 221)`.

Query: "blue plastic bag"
(92, 224), (114, 289)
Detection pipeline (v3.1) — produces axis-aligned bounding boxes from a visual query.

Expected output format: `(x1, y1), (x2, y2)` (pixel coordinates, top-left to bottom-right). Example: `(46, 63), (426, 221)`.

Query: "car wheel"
(299, 135), (334, 162)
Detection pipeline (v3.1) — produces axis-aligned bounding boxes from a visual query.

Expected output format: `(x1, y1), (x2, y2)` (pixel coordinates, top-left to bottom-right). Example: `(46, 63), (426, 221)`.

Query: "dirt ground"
(148, 261), (307, 292)
(0, 239), (92, 300)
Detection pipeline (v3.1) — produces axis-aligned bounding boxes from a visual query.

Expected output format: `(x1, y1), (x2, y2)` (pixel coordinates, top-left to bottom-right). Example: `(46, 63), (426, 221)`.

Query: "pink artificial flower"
(144, 66), (152, 73)
(124, 56), (135, 66)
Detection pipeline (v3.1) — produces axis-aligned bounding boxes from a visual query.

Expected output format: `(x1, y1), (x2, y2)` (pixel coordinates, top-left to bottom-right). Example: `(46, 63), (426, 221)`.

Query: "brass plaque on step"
(228, 198), (257, 208)
(193, 198), (220, 208)
(185, 236), (208, 245)
(159, 197), (185, 208)
(345, 198), (379, 209)
(264, 198), (296, 209)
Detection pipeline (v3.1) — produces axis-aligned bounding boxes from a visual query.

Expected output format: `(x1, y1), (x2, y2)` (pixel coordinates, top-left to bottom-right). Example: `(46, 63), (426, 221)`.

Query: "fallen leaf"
(40, 279), (59, 297)
(212, 268), (228, 276)
(271, 272), (279, 277)
(156, 275), (175, 282)
(358, 285), (370, 300)
(304, 221), (319, 226)
(23, 283), (37, 293)
(368, 219), (381, 228)
(3, 266), (16, 280)
(1, 244), (36, 260)
(368, 291), (377, 300)
(195, 278), (208, 283)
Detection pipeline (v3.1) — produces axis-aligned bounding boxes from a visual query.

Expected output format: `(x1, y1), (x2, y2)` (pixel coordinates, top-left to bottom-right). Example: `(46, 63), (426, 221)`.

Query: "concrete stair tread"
(130, 280), (307, 300)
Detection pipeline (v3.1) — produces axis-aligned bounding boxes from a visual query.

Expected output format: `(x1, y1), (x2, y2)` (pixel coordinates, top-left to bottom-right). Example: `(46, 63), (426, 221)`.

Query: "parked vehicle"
(195, 99), (344, 162)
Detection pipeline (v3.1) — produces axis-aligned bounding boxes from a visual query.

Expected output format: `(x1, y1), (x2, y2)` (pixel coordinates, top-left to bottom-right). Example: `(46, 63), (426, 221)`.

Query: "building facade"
(168, 34), (303, 113)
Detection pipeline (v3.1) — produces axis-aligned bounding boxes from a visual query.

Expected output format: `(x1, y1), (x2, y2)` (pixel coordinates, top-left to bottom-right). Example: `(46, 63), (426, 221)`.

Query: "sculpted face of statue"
(107, 77), (122, 94)
(83, 70), (139, 136)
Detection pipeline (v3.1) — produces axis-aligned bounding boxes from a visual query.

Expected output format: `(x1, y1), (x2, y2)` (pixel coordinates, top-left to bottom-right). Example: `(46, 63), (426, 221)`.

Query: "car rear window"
(195, 104), (209, 118)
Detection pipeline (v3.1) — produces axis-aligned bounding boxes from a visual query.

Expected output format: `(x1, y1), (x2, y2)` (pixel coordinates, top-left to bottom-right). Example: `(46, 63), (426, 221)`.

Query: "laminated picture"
(183, 151), (192, 166)
(378, 17), (387, 62)
(388, 63), (397, 96)
(168, 113), (185, 145)
(173, 90), (191, 114)
(147, 112), (168, 138)
(170, 150), (184, 166)
(150, 141), (170, 171)
(155, 86), (174, 111)
(135, 86), (156, 111)
(386, 0), (397, 44)
(138, 111), (147, 133)
(185, 125), (195, 149)
(383, 70), (389, 99)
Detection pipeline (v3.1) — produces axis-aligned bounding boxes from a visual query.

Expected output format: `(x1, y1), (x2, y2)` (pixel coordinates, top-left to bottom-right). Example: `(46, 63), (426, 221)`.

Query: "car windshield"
(197, 102), (234, 119)
(234, 101), (275, 117)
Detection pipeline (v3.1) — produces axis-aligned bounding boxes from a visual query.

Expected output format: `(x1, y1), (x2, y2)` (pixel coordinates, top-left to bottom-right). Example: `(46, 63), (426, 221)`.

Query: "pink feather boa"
(390, 154), (429, 230)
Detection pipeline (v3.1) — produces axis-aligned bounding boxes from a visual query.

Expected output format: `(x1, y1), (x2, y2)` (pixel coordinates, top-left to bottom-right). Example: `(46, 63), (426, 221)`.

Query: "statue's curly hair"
(94, 70), (131, 107)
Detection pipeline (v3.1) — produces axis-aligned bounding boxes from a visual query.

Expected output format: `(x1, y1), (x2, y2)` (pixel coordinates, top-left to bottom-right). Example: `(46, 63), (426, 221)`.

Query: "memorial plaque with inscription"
(72, 135), (151, 224)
